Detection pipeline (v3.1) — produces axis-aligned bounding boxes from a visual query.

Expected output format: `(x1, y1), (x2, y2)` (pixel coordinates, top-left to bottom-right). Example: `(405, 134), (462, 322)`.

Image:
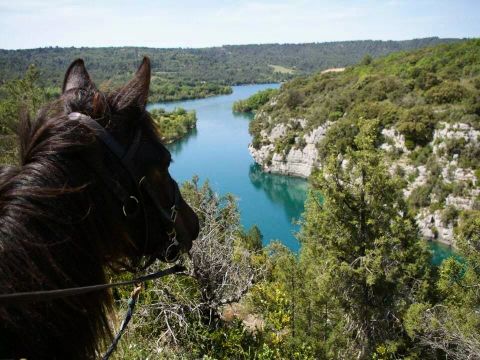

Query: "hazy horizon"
(1, 0), (478, 50)
(0, 36), (471, 51)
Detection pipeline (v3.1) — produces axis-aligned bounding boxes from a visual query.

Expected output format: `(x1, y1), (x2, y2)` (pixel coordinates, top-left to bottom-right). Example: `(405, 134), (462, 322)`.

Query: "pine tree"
(405, 210), (480, 359)
(297, 120), (432, 358)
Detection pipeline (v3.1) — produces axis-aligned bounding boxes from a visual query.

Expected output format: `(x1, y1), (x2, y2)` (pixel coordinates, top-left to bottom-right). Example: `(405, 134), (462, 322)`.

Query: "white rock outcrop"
(381, 128), (409, 153)
(416, 209), (454, 245)
(249, 122), (330, 177)
(250, 116), (479, 246)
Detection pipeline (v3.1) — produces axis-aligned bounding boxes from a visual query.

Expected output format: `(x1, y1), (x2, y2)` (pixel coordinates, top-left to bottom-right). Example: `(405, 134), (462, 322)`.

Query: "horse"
(0, 57), (199, 359)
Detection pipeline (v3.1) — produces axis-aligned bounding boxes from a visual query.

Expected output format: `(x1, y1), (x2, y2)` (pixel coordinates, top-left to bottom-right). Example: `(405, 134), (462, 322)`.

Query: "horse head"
(61, 57), (199, 267)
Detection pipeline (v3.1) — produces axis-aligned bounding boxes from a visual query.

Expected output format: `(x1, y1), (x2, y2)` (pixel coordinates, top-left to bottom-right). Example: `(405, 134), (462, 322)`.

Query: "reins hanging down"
(0, 264), (185, 305)
(102, 284), (143, 360)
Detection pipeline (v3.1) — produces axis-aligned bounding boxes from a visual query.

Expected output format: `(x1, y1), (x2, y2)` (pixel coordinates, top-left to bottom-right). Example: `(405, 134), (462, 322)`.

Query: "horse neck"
(0, 152), (126, 290)
(0, 152), (127, 359)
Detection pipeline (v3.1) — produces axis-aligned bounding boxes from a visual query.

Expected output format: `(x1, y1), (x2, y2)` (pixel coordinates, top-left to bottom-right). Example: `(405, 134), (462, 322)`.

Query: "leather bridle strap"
(0, 264), (185, 305)
(68, 112), (182, 260)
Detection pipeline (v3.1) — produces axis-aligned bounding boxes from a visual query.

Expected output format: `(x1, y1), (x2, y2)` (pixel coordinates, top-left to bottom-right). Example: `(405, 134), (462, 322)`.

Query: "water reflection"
(248, 163), (308, 222)
(231, 111), (254, 121)
(168, 127), (198, 156)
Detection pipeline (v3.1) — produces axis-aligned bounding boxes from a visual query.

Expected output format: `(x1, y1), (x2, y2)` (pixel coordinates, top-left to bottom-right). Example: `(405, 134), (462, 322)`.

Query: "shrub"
(441, 205), (459, 225)
(408, 185), (431, 209)
(425, 82), (467, 104)
(415, 71), (441, 90)
(397, 106), (435, 148)
(284, 89), (305, 110)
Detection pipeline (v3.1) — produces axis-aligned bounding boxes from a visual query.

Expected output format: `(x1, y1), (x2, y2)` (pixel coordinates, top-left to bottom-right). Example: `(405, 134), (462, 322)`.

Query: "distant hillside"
(249, 39), (480, 246)
(0, 37), (461, 87)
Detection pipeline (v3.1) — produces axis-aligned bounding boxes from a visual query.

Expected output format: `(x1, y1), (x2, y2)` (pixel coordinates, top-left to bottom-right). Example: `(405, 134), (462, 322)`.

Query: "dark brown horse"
(0, 58), (199, 359)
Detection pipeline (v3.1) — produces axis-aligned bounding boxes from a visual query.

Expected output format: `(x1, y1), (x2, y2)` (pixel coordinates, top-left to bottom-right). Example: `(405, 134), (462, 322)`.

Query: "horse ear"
(112, 57), (151, 111)
(62, 59), (96, 93)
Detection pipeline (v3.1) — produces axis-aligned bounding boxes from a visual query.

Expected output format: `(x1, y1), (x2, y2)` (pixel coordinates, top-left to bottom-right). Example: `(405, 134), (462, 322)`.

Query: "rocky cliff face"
(250, 116), (479, 246)
(249, 120), (330, 177)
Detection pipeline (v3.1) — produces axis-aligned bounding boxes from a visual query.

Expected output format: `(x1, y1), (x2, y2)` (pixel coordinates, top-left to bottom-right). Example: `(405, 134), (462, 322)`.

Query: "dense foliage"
(233, 89), (279, 113)
(149, 79), (232, 103)
(114, 138), (476, 358)
(290, 129), (432, 358)
(250, 39), (480, 147)
(150, 107), (197, 143)
(250, 39), (480, 229)
(0, 65), (59, 164)
(405, 210), (480, 359)
(0, 38), (459, 102)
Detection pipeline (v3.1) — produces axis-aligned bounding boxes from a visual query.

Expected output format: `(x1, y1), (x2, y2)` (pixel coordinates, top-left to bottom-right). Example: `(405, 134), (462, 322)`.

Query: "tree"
(0, 65), (50, 135)
(0, 65), (54, 165)
(296, 120), (432, 358)
(396, 106), (435, 150)
(405, 210), (480, 359)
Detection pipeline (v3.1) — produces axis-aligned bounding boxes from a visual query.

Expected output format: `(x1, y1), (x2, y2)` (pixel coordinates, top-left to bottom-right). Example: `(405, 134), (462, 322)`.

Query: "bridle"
(68, 112), (183, 264)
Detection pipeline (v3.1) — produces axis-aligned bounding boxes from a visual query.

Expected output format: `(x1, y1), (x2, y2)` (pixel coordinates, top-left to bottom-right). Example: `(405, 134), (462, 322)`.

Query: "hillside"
(0, 38), (460, 87)
(249, 39), (480, 246)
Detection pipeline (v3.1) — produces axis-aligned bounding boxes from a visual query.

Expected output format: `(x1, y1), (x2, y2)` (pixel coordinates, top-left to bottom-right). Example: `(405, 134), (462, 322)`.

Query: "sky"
(0, 0), (479, 49)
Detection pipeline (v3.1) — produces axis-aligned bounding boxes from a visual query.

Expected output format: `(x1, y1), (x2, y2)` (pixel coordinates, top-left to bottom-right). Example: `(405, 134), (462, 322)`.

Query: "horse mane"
(0, 83), (149, 358)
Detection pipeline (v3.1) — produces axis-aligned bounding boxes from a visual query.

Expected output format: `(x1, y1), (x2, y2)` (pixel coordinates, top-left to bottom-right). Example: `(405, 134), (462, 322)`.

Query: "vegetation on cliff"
(233, 88), (279, 113)
(250, 39), (480, 245)
(250, 39), (480, 149)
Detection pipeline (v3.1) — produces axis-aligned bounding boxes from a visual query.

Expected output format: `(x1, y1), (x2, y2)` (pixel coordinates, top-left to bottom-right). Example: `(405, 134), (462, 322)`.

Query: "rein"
(0, 264), (185, 305)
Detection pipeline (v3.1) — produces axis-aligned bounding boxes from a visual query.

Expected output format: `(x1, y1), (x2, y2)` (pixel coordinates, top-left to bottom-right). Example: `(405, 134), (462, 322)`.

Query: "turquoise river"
(149, 84), (454, 264)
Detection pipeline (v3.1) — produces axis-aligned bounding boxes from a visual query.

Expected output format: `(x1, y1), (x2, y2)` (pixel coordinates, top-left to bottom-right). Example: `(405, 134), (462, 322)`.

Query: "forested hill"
(0, 37), (461, 86)
(249, 39), (480, 247)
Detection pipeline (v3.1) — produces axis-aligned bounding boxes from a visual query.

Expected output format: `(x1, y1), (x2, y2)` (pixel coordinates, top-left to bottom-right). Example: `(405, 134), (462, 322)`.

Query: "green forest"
(0, 37), (459, 102)
(233, 88), (279, 113)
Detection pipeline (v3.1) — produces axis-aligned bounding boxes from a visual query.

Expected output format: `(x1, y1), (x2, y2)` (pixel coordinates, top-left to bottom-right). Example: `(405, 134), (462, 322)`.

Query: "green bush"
(408, 185), (432, 209)
(150, 107), (197, 143)
(424, 82), (467, 104)
(441, 205), (459, 225)
(233, 88), (279, 113)
(284, 89), (305, 110)
(397, 106), (435, 148)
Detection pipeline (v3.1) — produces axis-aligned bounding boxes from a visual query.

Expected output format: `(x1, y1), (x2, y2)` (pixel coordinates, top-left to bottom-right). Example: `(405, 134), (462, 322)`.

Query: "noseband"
(68, 112), (182, 264)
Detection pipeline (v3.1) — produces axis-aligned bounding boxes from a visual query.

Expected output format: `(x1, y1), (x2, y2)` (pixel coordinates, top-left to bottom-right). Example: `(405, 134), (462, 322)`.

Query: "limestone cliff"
(247, 40), (480, 246)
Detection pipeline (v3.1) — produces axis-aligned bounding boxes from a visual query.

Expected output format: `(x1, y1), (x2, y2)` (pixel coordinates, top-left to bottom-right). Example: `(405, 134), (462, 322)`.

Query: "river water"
(148, 84), (454, 263)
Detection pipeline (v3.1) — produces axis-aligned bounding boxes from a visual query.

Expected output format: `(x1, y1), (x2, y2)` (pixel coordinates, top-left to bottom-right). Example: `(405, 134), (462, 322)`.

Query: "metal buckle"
(122, 196), (140, 217)
(165, 236), (180, 263)
(170, 205), (178, 222)
(166, 228), (176, 240)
